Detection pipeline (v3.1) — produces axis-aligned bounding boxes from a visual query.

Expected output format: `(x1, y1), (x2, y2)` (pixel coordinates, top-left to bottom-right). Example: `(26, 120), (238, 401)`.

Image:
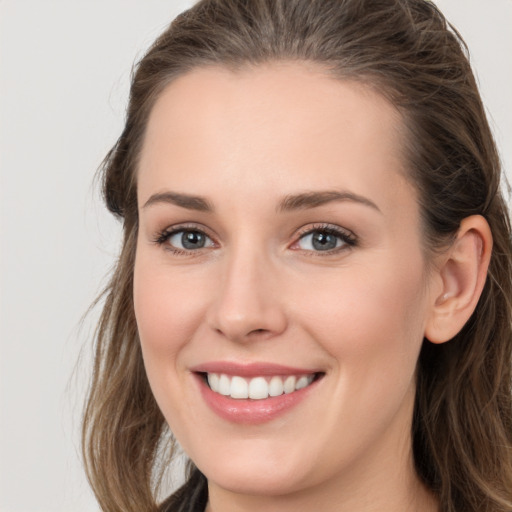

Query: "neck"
(206, 468), (438, 512)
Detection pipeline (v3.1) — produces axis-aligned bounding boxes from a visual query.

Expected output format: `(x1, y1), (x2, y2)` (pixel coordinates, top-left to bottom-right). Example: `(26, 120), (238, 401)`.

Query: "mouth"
(189, 361), (326, 425)
(190, 362), (325, 424)
(200, 372), (322, 400)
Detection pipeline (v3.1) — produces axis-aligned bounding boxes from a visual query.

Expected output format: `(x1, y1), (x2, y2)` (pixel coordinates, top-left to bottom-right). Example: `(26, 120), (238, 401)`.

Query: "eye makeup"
(151, 221), (357, 257)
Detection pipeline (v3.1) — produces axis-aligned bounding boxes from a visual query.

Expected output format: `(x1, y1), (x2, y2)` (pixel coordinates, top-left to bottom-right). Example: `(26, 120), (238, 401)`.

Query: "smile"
(206, 373), (316, 400)
(190, 362), (325, 424)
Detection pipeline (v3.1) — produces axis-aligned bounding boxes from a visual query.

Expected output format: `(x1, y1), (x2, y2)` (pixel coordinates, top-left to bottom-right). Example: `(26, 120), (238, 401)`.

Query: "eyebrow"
(277, 190), (381, 213)
(142, 189), (381, 214)
(142, 191), (214, 212)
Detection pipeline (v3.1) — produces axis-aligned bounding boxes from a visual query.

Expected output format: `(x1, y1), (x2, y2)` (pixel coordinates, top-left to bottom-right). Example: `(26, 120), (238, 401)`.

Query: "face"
(134, 63), (435, 499)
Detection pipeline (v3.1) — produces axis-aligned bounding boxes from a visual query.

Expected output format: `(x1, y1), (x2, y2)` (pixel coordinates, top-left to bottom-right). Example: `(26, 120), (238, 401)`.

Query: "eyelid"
(152, 221), (357, 256)
(290, 223), (357, 254)
(153, 223), (218, 254)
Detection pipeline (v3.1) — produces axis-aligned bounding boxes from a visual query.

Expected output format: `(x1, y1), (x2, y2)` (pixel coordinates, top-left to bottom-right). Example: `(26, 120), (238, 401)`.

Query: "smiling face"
(134, 63), (437, 507)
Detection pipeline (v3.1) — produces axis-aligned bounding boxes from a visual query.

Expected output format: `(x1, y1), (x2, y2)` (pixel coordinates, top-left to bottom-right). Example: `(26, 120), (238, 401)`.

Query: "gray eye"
(298, 231), (344, 251)
(168, 230), (214, 250)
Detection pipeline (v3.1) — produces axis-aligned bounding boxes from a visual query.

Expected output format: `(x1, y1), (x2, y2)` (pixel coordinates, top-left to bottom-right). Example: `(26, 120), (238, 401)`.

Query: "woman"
(82, 0), (512, 511)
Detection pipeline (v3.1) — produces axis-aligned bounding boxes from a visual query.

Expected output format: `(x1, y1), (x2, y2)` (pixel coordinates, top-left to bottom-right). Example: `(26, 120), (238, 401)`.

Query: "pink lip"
(190, 362), (323, 425)
(190, 361), (320, 377)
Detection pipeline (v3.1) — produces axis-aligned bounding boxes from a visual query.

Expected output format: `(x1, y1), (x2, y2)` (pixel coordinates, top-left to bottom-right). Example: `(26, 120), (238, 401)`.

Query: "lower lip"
(195, 374), (320, 424)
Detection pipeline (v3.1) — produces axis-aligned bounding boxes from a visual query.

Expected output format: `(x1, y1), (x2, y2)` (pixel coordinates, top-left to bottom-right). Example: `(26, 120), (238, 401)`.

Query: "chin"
(184, 437), (313, 497)
(201, 461), (311, 497)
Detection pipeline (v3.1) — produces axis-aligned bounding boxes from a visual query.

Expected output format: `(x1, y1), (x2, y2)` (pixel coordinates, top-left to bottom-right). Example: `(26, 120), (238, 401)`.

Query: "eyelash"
(152, 224), (215, 257)
(294, 223), (357, 255)
(153, 223), (357, 257)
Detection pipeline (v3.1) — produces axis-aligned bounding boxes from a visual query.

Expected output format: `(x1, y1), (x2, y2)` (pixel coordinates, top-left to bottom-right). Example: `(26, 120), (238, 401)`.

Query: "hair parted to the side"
(81, 1), (512, 511)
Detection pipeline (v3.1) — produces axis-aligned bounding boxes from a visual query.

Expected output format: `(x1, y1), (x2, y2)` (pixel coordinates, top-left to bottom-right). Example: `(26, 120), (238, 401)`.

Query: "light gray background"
(0, 1), (510, 511)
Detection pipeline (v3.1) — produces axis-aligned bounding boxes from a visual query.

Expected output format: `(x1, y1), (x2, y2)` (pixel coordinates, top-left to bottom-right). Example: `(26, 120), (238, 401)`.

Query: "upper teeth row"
(207, 373), (315, 400)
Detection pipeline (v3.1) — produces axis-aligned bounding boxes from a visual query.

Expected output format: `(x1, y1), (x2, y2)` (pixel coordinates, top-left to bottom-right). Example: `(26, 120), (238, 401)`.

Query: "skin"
(134, 62), (443, 511)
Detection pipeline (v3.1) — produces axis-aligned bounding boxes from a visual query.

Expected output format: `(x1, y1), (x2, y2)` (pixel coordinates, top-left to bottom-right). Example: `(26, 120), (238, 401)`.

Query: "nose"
(206, 245), (288, 343)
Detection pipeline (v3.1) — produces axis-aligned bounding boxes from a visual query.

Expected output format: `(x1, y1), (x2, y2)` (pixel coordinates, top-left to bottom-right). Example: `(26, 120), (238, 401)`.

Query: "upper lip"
(190, 361), (322, 377)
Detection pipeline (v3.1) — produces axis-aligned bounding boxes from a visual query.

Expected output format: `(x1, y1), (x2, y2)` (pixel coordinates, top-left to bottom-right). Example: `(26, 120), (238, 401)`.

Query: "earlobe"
(425, 215), (492, 344)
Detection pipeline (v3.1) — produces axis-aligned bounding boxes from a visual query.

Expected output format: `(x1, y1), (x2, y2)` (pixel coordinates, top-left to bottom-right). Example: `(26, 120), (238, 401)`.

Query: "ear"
(425, 215), (492, 344)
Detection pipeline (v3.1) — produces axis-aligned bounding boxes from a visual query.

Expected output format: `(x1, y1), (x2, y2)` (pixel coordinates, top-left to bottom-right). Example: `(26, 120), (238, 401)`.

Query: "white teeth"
(295, 375), (310, 390)
(268, 376), (284, 397)
(230, 376), (249, 399)
(248, 377), (268, 399)
(283, 376), (296, 394)
(218, 374), (231, 396)
(205, 372), (316, 400)
(207, 373), (219, 392)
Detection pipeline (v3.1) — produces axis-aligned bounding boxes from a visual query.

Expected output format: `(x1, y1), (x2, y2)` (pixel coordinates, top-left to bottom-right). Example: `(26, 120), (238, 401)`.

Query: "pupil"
(182, 231), (205, 249)
(312, 232), (337, 251)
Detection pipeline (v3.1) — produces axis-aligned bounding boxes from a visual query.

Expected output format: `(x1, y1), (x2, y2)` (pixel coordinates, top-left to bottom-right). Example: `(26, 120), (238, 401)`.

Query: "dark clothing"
(160, 469), (208, 512)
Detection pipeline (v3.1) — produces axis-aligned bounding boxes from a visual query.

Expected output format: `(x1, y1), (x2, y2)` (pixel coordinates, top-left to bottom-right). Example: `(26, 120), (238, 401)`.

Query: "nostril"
(247, 328), (272, 338)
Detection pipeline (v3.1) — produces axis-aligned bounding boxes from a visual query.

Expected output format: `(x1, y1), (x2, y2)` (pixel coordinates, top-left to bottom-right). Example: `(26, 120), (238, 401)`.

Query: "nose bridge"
(207, 239), (287, 341)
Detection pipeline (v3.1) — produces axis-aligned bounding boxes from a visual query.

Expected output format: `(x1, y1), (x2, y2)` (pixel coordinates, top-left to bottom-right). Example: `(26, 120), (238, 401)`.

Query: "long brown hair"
(82, 1), (512, 511)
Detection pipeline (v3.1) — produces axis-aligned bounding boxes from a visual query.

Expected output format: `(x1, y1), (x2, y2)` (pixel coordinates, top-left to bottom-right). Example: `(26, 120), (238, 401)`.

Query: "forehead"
(138, 62), (412, 216)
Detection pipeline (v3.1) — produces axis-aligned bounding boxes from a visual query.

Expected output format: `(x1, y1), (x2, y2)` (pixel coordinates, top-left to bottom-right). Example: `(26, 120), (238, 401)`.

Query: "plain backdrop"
(0, 1), (510, 511)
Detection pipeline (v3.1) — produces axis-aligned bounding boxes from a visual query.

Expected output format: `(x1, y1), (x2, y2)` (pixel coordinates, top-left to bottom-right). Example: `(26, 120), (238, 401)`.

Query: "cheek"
(288, 257), (428, 468)
(296, 254), (428, 382)
(133, 249), (208, 397)
(134, 249), (206, 343)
